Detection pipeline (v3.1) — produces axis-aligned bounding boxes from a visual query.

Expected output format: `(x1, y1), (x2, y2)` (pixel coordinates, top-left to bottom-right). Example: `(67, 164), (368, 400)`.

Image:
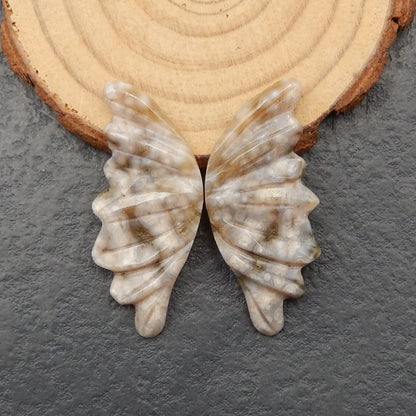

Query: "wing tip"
(133, 288), (172, 338)
(259, 78), (302, 113)
(228, 78), (303, 138)
(109, 276), (173, 338)
(103, 81), (154, 116)
(239, 277), (286, 336)
(104, 81), (133, 102)
(251, 303), (285, 337)
(134, 310), (166, 338)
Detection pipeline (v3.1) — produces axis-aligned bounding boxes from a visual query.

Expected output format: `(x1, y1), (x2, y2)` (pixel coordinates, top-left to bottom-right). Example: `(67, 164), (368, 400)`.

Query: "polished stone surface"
(1, 7), (415, 414)
(206, 79), (320, 336)
(93, 82), (203, 338)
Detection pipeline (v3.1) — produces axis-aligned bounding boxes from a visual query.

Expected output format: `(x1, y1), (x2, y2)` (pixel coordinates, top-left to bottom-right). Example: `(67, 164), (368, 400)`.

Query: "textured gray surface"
(0, 7), (415, 415)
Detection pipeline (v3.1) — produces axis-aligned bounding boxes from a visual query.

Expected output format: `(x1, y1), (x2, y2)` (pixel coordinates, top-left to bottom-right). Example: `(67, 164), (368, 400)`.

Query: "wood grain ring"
(1, 0), (414, 167)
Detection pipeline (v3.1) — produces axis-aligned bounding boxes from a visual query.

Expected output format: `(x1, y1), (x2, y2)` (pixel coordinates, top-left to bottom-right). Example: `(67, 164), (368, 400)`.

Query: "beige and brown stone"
(205, 79), (320, 336)
(92, 82), (203, 338)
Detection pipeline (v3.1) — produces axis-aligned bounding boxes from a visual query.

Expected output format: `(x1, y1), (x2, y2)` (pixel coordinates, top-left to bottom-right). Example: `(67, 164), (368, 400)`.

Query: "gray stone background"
(0, 5), (414, 415)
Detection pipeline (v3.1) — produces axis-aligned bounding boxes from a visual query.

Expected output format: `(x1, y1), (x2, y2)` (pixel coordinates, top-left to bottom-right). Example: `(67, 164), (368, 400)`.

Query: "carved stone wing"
(205, 79), (320, 335)
(92, 82), (203, 337)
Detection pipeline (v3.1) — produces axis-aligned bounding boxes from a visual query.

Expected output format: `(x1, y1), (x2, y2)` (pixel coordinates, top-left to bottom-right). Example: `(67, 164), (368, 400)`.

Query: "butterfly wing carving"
(205, 79), (320, 335)
(92, 81), (203, 337)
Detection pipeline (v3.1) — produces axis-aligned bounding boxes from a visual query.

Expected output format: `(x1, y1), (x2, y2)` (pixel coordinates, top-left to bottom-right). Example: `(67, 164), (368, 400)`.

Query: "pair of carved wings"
(92, 79), (320, 337)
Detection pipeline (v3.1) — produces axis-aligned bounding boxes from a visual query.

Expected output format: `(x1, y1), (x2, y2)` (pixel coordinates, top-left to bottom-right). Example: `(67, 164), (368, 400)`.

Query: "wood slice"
(1, 0), (414, 167)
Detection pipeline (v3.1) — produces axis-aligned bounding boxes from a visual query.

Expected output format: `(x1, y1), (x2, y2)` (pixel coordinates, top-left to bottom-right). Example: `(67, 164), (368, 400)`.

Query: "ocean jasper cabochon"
(205, 79), (320, 335)
(92, 82), (203, 338)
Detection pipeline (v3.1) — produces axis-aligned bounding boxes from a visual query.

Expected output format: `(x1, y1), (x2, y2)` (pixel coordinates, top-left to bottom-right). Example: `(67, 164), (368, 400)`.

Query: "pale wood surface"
(1, 0), (414, 166)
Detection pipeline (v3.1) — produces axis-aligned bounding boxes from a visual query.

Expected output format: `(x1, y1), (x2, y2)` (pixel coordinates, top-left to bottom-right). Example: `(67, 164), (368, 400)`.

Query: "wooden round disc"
(1, 0), (414, 166)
